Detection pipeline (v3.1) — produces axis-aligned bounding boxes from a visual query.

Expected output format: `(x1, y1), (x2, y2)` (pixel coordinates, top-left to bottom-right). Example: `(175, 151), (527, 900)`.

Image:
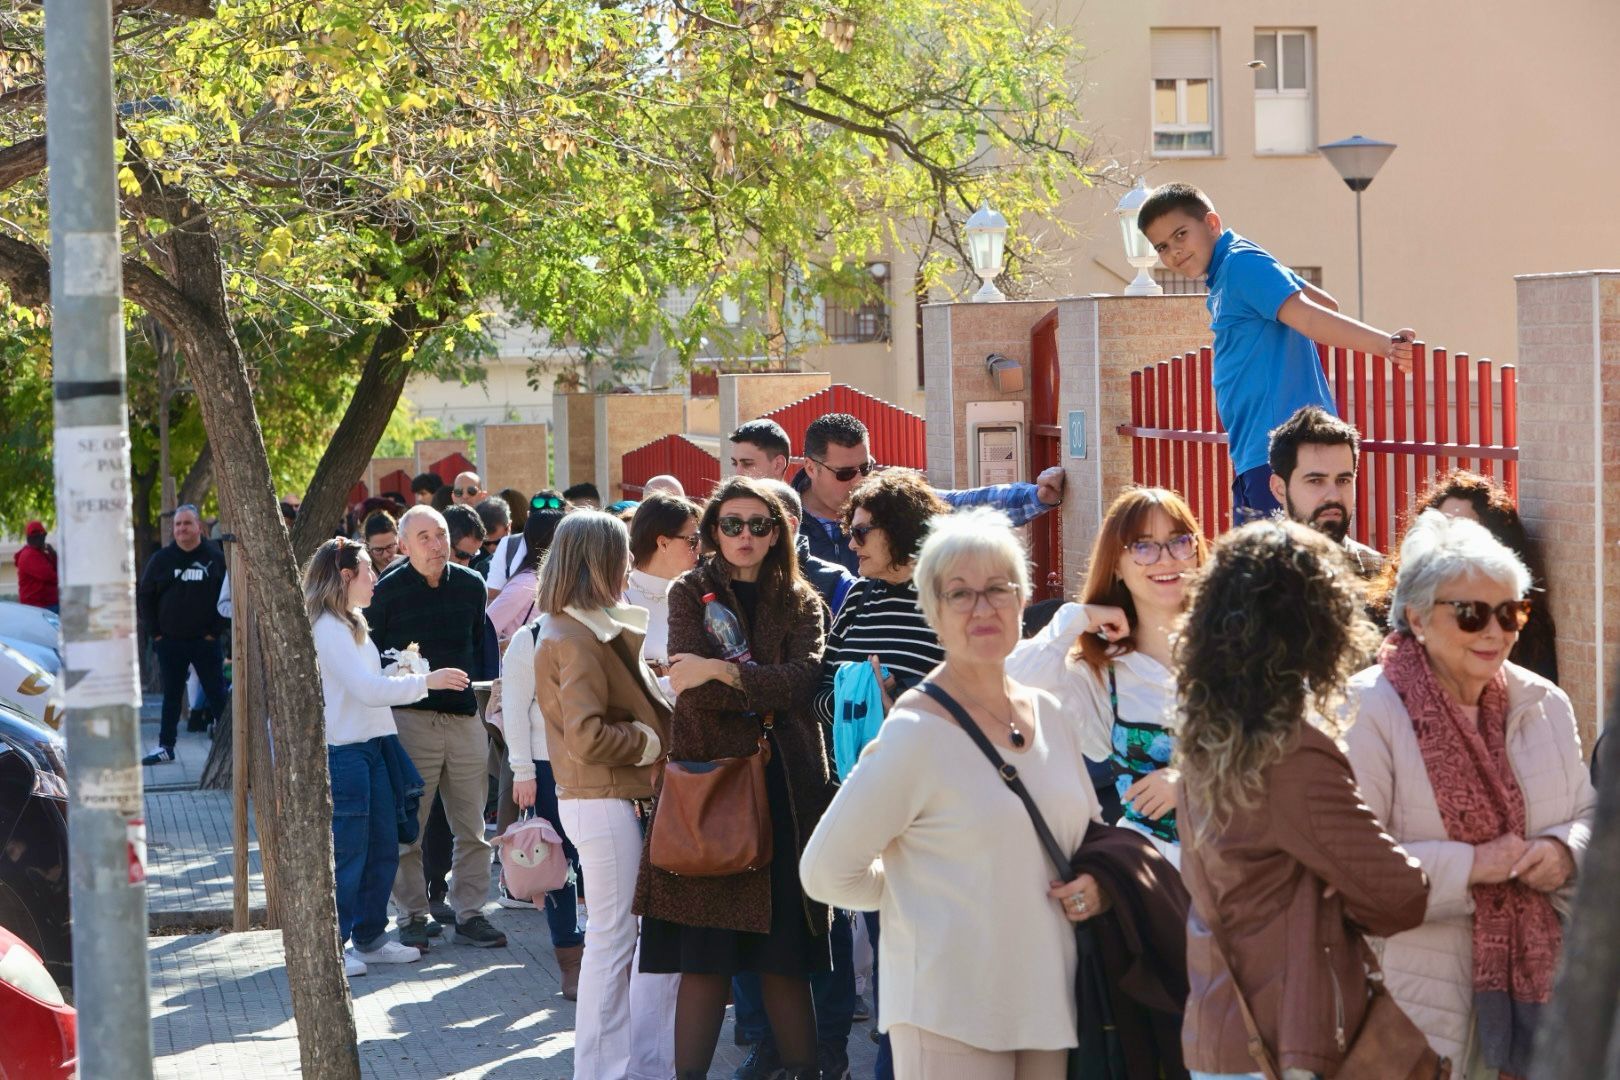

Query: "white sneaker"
(343, 949), (368, 978)
(355, 939), (423, 965)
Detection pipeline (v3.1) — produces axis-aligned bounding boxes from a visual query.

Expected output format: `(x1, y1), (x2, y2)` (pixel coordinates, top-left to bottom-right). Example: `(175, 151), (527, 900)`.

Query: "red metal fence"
(621, 434), (721, 501)
(763, 383), (927, 474)
(1117, 342), (1519, 550)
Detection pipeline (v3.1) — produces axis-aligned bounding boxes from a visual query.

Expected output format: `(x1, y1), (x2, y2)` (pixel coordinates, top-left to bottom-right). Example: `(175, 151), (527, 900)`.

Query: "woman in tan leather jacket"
(1174, 521), (1430, 1080)
(531, 510), (676, 1080)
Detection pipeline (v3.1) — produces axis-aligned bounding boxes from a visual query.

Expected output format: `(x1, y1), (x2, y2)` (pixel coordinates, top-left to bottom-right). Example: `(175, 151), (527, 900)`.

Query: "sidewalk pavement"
(145, 730), (879, 1077)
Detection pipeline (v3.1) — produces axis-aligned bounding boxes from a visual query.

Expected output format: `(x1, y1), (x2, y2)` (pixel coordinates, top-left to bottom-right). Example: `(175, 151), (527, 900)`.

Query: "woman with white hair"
(800, 508), (1105, 1079)
(1343, 509), (1595, 1077)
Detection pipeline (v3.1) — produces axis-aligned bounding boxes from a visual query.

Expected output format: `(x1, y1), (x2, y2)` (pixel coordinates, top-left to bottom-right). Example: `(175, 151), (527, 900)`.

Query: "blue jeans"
(330, 739), (400, 950)
(530, 759), (585, 949)
(1232, 465), (1283, 525)
(733, 905), (858, 1047)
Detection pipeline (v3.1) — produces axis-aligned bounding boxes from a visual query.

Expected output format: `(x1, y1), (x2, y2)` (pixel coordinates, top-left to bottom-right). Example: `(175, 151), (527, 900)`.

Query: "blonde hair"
(912, 508), (1030, 629)
(536, 510), (630, 615)
(302, 538), (369, 643)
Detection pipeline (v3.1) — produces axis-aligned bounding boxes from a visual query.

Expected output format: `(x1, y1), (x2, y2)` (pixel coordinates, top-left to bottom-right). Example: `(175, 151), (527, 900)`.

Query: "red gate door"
(1030, 311), (1063, 599)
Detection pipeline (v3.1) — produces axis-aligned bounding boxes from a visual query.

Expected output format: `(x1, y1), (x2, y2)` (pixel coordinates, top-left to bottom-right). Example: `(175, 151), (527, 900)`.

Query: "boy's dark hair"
(804, 413), (868, 460)
(475, 495), (510, 533)
(729, 418), (792, 461)
(411, 471), (444, 495)
(1267, 406), (1362, 483)
(1136, 182), (1215, 233)
(563, 481), (602, 505)
(362, 510), (397, 539)
(629, 492), (700, 566)
(443, 503), (486, 545)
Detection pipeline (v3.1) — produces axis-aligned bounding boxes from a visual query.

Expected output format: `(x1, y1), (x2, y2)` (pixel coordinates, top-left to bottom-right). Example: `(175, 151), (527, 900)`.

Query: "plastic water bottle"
(701, 592), (753, 665)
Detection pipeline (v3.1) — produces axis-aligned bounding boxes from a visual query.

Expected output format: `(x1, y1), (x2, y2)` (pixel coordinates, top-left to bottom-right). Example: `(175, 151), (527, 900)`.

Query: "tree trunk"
(1531, 676), (1620, 1077)
(126, 183), (360, 1074)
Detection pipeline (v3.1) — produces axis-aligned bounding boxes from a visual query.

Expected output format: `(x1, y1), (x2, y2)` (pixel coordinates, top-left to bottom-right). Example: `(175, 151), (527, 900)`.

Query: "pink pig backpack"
(494, 812), (570, 901)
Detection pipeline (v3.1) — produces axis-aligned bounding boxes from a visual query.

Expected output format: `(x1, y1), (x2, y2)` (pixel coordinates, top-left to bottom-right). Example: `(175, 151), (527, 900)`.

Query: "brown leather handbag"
(1207, 911), (1449, 1080)
(648, 715), (774, 877)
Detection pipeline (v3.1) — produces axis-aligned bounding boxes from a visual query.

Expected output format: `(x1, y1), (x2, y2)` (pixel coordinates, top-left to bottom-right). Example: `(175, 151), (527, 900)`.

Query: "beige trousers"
(889, 1024), (1068, 1080)
(391, 708), (492, 921)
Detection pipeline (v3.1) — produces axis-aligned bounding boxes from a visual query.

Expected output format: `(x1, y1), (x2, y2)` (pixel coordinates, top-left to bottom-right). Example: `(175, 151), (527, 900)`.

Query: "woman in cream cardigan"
(1343, 511), (1595, 1078)
(801, 509), (1106, 1080)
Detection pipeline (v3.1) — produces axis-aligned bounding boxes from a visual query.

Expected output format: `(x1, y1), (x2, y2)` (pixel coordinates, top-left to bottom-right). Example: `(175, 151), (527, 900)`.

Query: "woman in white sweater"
(304, 537), (468, 978)
(801, 509), (1107, 1080)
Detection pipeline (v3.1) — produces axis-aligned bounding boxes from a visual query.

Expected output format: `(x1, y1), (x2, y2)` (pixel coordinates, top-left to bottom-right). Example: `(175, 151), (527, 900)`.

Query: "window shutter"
(1151, 29), (1216, 80)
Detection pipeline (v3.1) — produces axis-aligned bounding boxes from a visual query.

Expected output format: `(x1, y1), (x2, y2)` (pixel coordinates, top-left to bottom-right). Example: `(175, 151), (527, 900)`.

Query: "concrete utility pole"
(45, 0), (156, 1075)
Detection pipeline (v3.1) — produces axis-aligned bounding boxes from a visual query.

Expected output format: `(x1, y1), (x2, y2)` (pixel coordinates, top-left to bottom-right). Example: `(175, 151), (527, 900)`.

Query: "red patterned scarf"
(1379, 632), (1560, 1078)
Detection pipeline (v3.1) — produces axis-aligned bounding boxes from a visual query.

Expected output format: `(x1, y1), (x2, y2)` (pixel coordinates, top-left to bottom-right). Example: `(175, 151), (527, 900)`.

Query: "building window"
(1152, 265), (1321, 295)
(1151, 29), (1218, 156)
(1253, 29), (1314, 155)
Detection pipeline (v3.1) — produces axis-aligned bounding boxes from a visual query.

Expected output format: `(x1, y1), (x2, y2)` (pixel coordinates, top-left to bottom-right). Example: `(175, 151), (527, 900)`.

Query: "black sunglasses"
(717, 515), (778, 538)
(1437, 598), (1531, 634)
(809, 456), (875, 483)
(531, 494), (565, 511)
(848, 523), (878, 546)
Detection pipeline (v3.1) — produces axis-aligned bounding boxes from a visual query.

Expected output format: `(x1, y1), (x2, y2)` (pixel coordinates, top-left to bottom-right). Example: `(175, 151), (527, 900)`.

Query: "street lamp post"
(1318, 135), (1396, 320)
(964, 201), (1008, 302)
(1114, 177), (1164, 296)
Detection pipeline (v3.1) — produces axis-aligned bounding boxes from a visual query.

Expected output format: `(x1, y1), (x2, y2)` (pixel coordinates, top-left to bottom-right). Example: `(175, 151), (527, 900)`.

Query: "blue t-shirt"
(1206, 230), (1336, 473)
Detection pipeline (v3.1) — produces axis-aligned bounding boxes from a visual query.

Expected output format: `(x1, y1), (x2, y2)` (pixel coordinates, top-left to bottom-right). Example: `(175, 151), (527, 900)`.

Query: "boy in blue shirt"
(1138, 183), (1415, 519)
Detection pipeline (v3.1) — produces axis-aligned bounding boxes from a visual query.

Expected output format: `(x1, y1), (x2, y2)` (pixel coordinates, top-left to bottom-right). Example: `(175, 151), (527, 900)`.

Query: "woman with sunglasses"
(625, 492), (703, 683)
(1006, 487), (1206, 867)
(1342, 510), (1594, 1075)
(635, 476), (833, 1080)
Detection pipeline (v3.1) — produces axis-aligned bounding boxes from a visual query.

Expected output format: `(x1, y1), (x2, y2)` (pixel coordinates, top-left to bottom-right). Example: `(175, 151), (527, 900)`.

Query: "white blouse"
(800, 690), (1100, 1052)
(312, 612), (429, 746)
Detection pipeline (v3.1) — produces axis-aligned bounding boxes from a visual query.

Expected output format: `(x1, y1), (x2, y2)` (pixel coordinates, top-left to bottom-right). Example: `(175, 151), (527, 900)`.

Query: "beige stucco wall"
(1042, 3), (1620, 370)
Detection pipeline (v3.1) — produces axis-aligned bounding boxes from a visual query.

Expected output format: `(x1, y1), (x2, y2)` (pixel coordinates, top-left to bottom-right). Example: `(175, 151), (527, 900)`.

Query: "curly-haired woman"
(1176, 521), (1429, 1080)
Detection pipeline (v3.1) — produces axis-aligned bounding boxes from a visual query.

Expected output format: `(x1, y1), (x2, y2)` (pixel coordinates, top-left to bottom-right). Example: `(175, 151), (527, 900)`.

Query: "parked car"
(0, 637), (59, 676)
(0, 603), (58, 655)
(0, 703), (70, 993)
(0, 642), (63, 732)
(0, 924), (75, 1078)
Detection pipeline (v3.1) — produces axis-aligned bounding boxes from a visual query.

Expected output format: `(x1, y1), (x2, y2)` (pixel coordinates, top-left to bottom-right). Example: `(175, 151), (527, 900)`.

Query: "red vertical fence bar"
(1199, 348), (1216, 538)
(1391, 360), (1408, 533)
(1412, 344), (1429, 497)
(1371, 357), (1389, 553)
(1476, 358), (1494, 482)
(1501, 366), (1518, 498)
(1454, 353), (1471, 475)
(1351, 350), (1368, 547)
(1130, 371), (1145, 483)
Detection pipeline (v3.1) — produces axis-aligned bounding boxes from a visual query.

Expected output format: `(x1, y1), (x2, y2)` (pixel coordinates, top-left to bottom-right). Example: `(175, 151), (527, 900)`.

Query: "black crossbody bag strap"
(917, 681), (1075, 883)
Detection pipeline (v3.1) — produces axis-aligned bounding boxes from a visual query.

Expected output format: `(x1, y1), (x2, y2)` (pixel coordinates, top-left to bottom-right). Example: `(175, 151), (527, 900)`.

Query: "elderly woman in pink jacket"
(1343, 510), (1594, 1079)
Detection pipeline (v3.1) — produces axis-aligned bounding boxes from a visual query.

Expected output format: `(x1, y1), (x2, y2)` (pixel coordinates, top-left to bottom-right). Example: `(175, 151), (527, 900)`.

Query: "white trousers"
(558, 797), (678, 1080)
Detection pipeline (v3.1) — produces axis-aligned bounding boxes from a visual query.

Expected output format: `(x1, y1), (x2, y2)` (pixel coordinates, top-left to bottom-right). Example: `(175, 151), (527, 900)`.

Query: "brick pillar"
(1051, 295), (1213, 585)
(475, 422), (551, 496)
(716, 372), (831, 476)
(1515, 271), (1620, 745)
(594, 393), (686, 500)
(550, 391), (596, 491)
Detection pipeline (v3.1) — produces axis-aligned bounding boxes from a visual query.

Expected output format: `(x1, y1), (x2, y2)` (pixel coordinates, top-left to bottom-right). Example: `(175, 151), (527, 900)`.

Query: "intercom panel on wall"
(965, 400), (1025, 487)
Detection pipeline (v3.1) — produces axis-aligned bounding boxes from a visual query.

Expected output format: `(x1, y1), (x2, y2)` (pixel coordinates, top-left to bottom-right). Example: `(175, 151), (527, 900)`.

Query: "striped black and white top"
(813, 577), (944, 726)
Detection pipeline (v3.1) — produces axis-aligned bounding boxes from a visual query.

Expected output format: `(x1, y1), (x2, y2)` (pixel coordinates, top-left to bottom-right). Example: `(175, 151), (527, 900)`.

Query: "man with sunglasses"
(1267, 405), (1385, 579)
(450, 471), (487, 507)
(794, 413), (1068, 573)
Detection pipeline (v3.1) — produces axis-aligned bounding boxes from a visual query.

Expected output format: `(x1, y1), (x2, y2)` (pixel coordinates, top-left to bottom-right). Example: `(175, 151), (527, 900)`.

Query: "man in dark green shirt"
(364, 505), (506, 949)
